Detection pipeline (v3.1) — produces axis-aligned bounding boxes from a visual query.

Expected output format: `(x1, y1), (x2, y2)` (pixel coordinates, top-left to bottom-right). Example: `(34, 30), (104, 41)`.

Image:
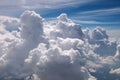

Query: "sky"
(0, 0), (120, 29)
(0, 0), (120, 80)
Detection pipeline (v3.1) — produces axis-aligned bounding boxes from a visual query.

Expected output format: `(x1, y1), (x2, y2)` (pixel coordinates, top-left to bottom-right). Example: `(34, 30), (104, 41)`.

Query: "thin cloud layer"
(0, 0), (96, 17)
(0, 10), (119, 80)
(0, 0), (94, 8)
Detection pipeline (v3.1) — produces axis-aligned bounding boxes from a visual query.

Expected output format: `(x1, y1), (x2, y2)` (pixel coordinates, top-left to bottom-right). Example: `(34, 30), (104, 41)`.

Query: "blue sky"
(0, 0), (120, 29)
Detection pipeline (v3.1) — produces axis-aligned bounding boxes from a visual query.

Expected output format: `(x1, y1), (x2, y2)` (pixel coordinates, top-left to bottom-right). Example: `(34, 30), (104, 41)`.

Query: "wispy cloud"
(22, 0), (95, 9)
(0, 0), (95, 16)
(0, 0), (95, 9)
(78, 7), (120, 16)
(72, 7), (120, 26)
(73, 20), (120, 25)
(0, 0), (25, 6)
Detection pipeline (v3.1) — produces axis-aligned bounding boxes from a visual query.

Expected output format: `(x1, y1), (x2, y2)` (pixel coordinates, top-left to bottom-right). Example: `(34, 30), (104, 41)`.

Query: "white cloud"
(48, 13), (84, 39)
(91, 27), (108, 41)
(0, 10), (120, 80)
(107, 29), (120, 38)
(20, 10), (44, 41)
(73, 20), (120, 25)
(0, 0), (95, 16)
(25, 44), (96, 80)
(85, 27), (117, 56)
(73, 7), (120, 25)
(0, 0), (95, 9)
(0, 16), (20, 31)
(78, 7), (120, 16)
(22, 0), (95, 9)
(110, 68), (120, 75)
(115, 45), (120, 59)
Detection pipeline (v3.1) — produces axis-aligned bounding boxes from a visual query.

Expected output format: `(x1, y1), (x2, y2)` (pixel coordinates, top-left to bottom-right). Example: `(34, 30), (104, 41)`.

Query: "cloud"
(0, 10), (46, 79)
(0, 0), (95, 16)
(0, 16), (20, 31)
(25, 44), (96, 80)
(115, 45), (120, 59)
(20, 10), (44, 40)
(110, 68), (120, 75)
(91, 27), (108, 41)
(0, 10), (120, 80)
(21, 0), (95, 9)
(83, 27), (117, 56)
(0, 0), (25, 6)
(72, 7), (120, 25)
(49, 13), (84, 39)
(78, 7), (120, 16)
(0, 0), (94, 8)
(73, 20), (120, 25)
(107, 29), (120, 38)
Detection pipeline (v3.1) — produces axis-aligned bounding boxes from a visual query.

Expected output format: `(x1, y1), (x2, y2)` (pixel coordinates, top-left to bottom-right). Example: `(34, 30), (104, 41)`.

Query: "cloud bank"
(0, 10), (119, 80)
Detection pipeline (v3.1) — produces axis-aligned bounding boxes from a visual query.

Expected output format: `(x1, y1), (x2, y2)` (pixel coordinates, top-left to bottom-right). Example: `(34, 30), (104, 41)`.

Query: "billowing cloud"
(20, 10), (44, 41)
(83, 27), (117, 56)
(0, 16), (20, 31)
(115, 45), (120, 59)
(0, 10), (119, 80)
(110, 68), (120, 75)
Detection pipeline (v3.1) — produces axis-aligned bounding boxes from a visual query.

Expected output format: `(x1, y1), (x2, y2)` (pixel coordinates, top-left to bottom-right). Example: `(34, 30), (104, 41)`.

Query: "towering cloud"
(50, 13), (84, 39)
(85, 27), (117, 56)
(91, 27), (108, 41)
(0, 10), (46, 79)
(0, 10), (119, 80)
(20, 10), (44, 42)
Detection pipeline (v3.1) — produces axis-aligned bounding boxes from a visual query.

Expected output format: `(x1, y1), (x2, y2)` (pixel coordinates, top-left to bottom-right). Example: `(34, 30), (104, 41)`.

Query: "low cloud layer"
(0, 10), (119, 80)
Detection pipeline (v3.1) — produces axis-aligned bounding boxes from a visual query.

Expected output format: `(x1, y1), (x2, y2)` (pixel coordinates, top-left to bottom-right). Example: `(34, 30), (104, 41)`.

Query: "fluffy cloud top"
(83, 27), (117, 56)
(0, 16), (20, 31)
(20, 10), (44, 41)
(115, 45), (120, 59)
(0, 10), (119, 80)
(49, 13), (84, 39)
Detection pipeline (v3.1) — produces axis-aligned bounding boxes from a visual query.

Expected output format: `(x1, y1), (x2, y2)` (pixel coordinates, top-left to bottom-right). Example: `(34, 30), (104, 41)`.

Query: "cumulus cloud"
(20, 10), (44, 41)
(25, 44), (96, 80)
(110, 68), (120, 75)
(0, 16), (20, 31)
(0, 10), (119, 80)
(49, 13), (84, 39)
(115, 45), (120, 59)
(91, 27), (108, 41)
(83, 27), (117, 56)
